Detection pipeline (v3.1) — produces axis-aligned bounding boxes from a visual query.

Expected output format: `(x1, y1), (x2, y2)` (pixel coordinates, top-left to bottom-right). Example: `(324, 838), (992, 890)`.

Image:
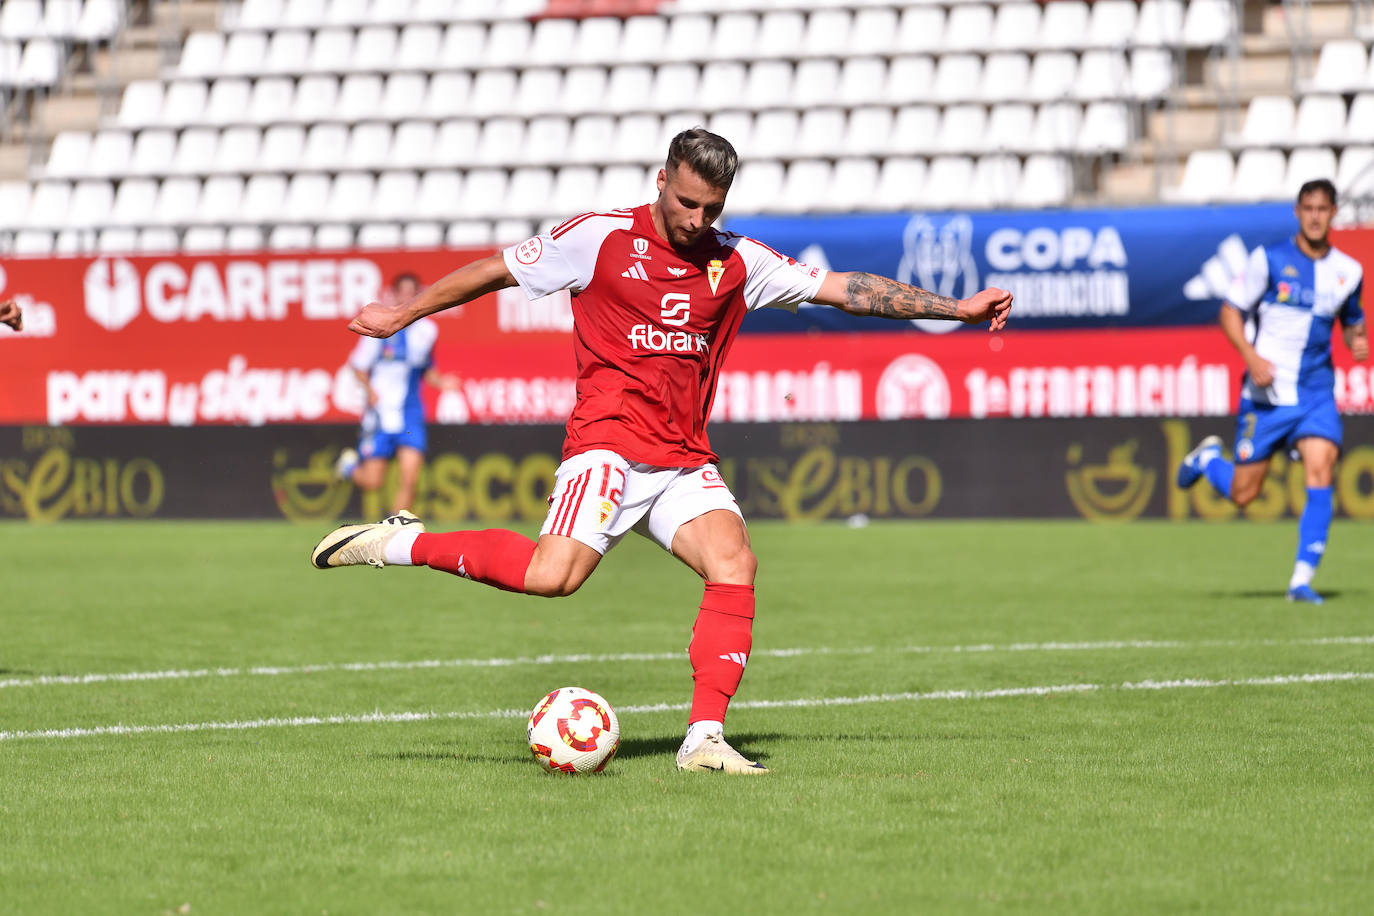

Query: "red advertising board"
(2, 235), (1371, 426)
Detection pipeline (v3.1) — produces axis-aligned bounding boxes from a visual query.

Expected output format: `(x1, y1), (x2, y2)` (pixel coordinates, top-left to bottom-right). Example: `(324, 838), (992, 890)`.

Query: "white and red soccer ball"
(527, 687), (620, 774)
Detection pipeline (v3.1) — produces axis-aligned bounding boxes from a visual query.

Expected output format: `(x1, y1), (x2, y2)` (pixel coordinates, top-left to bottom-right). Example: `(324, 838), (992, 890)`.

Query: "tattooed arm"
(811, 271), (1012, 331)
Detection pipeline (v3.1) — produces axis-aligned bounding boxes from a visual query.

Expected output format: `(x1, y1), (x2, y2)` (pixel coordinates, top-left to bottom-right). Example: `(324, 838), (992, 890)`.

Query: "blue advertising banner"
(726, 203), (1294, 333)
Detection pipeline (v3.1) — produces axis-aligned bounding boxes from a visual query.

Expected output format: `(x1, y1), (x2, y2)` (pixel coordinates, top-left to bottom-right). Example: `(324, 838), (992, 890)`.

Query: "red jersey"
(503, 204), (827, 466)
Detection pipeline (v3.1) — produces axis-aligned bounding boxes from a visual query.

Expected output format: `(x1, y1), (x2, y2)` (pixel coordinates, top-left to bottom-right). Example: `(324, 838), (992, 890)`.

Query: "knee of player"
(524, 568), (586, 598)
(715, 545), (758, 584)
(1231, 481), (1261, 506)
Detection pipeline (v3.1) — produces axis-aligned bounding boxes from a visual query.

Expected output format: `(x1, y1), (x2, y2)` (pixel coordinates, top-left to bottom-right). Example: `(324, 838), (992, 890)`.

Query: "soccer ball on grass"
(527, 686), (620, 774)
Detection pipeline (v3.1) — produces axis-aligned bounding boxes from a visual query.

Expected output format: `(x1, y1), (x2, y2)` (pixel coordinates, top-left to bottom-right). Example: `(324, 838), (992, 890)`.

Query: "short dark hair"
(665, 128), (738, 190)
(392, 272), (421, 290)
(1297, 178), (1337, 206)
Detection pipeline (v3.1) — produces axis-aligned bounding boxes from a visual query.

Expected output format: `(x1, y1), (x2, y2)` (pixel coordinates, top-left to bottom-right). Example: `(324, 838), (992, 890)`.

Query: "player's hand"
(958, 287), (1013, 331)
(0, 299), (22, 331)
(438, 373), (462, 391)
(1351, 334), (1369, 362)
(348, 301), (409, 338)
(1246, 354), (1276, 388)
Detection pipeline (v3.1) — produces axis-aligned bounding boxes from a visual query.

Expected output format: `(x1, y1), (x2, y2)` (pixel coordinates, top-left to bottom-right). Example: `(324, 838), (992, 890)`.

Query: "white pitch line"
(3, 635), (1372, 692)
(2, 671), (1370, 743)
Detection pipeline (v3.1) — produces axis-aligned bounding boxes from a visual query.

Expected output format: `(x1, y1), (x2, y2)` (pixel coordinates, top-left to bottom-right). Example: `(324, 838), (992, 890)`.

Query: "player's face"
(394, 278), (420, 300)
(1295, 191), (1335, 247)
(656, 165), (727, 249)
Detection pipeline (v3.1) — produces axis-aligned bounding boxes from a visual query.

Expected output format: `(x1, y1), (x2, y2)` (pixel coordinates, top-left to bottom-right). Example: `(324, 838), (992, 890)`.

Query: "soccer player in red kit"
(313, 129), (1013, 774)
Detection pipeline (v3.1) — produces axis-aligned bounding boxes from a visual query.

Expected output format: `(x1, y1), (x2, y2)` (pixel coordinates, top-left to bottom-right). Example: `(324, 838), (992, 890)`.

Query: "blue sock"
(1295, 486), (1333, 571)
(1203, 455), (1234, 499)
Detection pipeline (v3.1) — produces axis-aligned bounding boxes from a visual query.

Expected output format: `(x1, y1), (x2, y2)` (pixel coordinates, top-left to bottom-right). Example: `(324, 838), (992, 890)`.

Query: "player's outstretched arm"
(811, 272), (1012, 331)
(348, 254), (518, 338)
(0, 299), (22, 331)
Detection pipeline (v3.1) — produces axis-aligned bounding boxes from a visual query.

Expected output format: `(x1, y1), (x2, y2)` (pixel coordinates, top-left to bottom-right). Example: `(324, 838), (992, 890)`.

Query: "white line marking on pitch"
(3, 635), (1371, 692)
(2, 671), (1369, 743)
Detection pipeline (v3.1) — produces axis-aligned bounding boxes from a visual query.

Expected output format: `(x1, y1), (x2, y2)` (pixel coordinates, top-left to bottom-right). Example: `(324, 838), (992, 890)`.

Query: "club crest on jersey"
(1282, 265), (1299, 277)
(707, 259), (725, 294)
(632, 238), (651, 259)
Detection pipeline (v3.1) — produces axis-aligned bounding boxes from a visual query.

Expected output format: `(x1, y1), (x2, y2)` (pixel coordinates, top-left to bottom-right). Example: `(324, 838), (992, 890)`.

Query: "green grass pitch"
(2, 519), (1372, 915)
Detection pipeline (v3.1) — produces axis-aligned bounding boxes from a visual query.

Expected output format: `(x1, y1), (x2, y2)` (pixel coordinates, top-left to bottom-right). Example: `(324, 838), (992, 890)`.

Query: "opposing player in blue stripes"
(1177, 179), (1366, 604)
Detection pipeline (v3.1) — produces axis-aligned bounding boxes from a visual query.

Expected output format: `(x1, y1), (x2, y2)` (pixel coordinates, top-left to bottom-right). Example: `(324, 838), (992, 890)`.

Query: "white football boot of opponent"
(311, 510), (425, 569)
(675, 732), (769, 775)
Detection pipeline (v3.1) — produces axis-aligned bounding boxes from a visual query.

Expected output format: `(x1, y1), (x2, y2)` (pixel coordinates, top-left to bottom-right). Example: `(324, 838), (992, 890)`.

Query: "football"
(526, 687), (621, 774)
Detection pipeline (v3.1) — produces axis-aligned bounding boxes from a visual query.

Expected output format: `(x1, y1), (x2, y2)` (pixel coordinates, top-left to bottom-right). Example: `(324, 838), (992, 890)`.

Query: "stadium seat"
(225, 226), (264, 251)
(1130, 49), (1175, 99)
(381, 73), (428, 119)
(269, 225), (315, 250)
(198, 177), (245, 224)
(425, 71), (474, 118)
(1230, 148), (1287, 200)
(447, 220), (493, 247)
(259, 125), (307, 171)
(837, 58), (886, 107)
(985, 104), (1035, 153)
(549, 165), (600, 218)
(307, 28), (352, 73)
(604, 64), (653, 113)
(0, 180), (31, 231)
(223, 31), (268, 76)
(935, 105), (987, 153)
(0, 1), (44, 41)
(75, 0), (123, 43)
(37, 0), (81, 41)
(944, 5), (993, 53)
(469, 69), (518, 116)
(1292, 95), (1348, 146)
(932, 54), (981, 103)
(12, 231), (54, 255)
(346, 122), (394, 170)
(136, 228), (178, 253)
(434, 119), (479, 166)
(397, 24), (442, 70)
(973, 155), (1023, 207)
(888, 105), (939, 156)
(1087, 0), (1137, 48)
(802, 9), (852, 59)
(213, 127), (260, 173)
(373, 171), (421, 222)
(68, 180), (115, 228)
(485, 20), (531, 69)
(706, 111), (753, 159)
(795, 108), (846, 158)
(793, 59), (840, 108)
(650, 63), (700, 113)
(337, 74), (385, 121)
(313, 224), (353, 249)
(0, 40), (23, 87)
(894, 7), (944, 54)
(475, 117), (524, 166)
(981, 54), (1031, 103)
(109, 178), (158, 227)
(1337, 146), (1374, 194)
(755, 12), (805, 59)
(567, 115), (616, 164)
(182, 227), (227, 252)
(506, 167), (556, 219)
(293, 76), (340, 121)
(97, 227), (139, 252)
(848, 8), (897, 57)
(774, 159), (831, 214)
(1347, 94), (1374, 144)
(725, 160), (783, 214)
(664, 15), (713, 63)
(840, 107), (892, 157)
(698, 62), (746, 109)
(572, 17), (621, 66)
(87, 130), (133, 177)
(286, 173), (337, 223)
(170, 128), (219, 175)
(559, 66), (609, 116)
(610, 114), (659, 165)
(1078, 102), (1131, 151)
(744, 61), (794, 110)
(1074, 51), (1130, 100)
(1183, 0), (1237, 48)
(1029, 102), (1083, 152)
(1037, 1), (1089, 51)
(53, 229), (85, 256)
(922, 156), (977, 209)
(45, 131), (92, 178)
(1285, 147), (1339, 197)
(1235, 95), (1296, 147)
(354, 26), (398, 71)
(16, 39), (62, 88)
(402, 222), (441, 249)
(415, 170), (462, 221)
(153, 177), (202, 226)
(527, 18), (576, 68)
(513, 68), (561, 116)
(751, 110), (800, 159)
(884, 56), (935, 106)
(823, 157), (879, 212)
(178, 32), (225, 78)
(521, 116), (570, 166)
(322, 0), (368, 26)
(1133, 0), (1185, 47)
(493, 219), (534, 245)
(1015, 155), (1073, 207)
(388, 120), (437, 170)
(357, 223), (402, 248)
(303, 123), (350, 171)
(129, 130), (177, 177)
(993, 3), (1041, 51)
(283, 0), (328, 28)
(241, 174), (290, 223)
(236, 0), (282, 29)
(1027, 53), (1077, 102)
(454, 168), (509, 220)
(706, 12), (756, 61)
(205, 79), (252, 125)
(1308, 41), (1370, 94)
(247, 77), (294, 123)
(440, 22), (486, 65)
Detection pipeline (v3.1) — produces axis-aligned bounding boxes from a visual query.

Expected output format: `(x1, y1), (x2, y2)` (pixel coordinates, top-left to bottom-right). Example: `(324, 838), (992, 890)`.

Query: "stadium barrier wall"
(6, 419), (1374, 524)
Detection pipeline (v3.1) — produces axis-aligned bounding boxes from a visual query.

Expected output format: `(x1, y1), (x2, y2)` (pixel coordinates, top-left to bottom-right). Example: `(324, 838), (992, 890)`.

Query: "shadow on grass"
(613, 731), (786, 762)
(1204, 588), (1363, 601)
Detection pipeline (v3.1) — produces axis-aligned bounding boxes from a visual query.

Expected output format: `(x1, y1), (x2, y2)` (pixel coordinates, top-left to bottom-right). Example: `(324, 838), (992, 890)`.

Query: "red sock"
(688, 582), (755, 724)
(410, 529), (536, 593)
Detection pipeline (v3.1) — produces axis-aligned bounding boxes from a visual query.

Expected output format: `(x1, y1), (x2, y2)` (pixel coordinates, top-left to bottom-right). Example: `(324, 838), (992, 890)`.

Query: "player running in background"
(313, 129), (1013, 773)
(334, 272), (460, 514)
(1177, 179), (1366, 604)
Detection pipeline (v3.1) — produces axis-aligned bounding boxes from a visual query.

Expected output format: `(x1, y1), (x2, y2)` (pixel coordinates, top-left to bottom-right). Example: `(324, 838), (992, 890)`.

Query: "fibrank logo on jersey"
(627, 293), (707, 353)
(82, 256), (383, 331)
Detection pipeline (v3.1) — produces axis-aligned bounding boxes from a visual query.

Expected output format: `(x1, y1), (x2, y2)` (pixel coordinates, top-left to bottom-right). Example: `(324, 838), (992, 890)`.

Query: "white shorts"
(540, 449), (743, 556)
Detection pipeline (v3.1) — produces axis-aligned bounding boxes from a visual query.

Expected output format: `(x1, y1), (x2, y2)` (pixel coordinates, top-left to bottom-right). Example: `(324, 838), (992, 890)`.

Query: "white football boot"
(676, 732), (769, 775)
(311, 510), (425, 569)
(333, 447), (360, 480)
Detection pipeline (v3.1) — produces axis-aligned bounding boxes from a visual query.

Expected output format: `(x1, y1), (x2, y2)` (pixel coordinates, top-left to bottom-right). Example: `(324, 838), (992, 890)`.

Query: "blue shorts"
(358, 426), (427, 461)
(1234, 398), (1342, 464)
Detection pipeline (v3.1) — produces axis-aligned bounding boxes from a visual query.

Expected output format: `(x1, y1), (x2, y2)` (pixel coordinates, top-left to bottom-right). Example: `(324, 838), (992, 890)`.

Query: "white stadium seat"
(1134, 0), (1186, 48)
(440, 22), (485, 65)
(1293, 95), (1349, 146)
(337, 74), (385, 121)
(236, 0), (282, 29)
(293, 76), (340, 121)
(528, 18), (577, 68)
(416, 170), (462, 221)
(802, 9), (851, 59)
(199, 177), (245, 223)
(550, 166), (600, 218)
(884, 56), (935, 106)
(397, 24), (442, 71)
(843, 107), (893, 157)
(283, 0), (328, 28)
(357, 223), (403, 249)
(314, 224), (354, 249)
(16, 39), (62, 88)
(710, 12), (758, 61)
(213, 127), (260, 173)
(755, 12), (804, 59)
(776, 159), (831, 214)
(97, 227), (139, 252)
(514, 68), (562, 116)
(1087, 0), (1137, 48)
(973, 155), (1022, 207)
(935, 105), (987, 153)
(13, 231), (54, 254)
(110, 178), (158, 227)
(985, 104), (1035, 153)
(182, 227), (227, 252)
(793, 59), (840, 108)
(1236, 95), (1296, 147)
(981, 54), (1031, 103)
(1030, 102), (1083, 152)
(178, 32), (225, 78)
(699, 63), (747, 109)
(1183, 0), (1237, 48)
(269, 225), (315, 250)
(162, 81), (209, 126)
(931, 54), (981, 103)
(323, 0), (368, 26)
(153, 177), (202, 226)
(993, 3), (1041, 51)
(944, 5), (994, 53)
(650, 63), (700, 113)
(506, 167), (556, 218)
(1308, 41), (1370, 94)
(259, 125), (307, 171)
(611, 115), (660, 164)
(1230, 148), (1287, 200)
(894, 7), (944, 55)
(222, 31), (268, 76)
(242, 174), (290, 224)
(171, 128), (219, 176)
(485, 20), (531, 69)
(750, 110), (800, 159)
(346, 122), (394, 170)
(447, 221), (493, 247)
(68, 180), (115, 228)
(795, 108), (846, 158)
(1078, 102), (1132, 152)
(604, 64), (653, 114)
(0, 1), (45, 41)
(568, 115), (616, 164)
(137, 228), (179, 253)
(389, 120), (437, 170)
(475, 117), (524, 166)
(922, 156), (977, 209)
(1131, 49), (1175, 99)
(1028, 52), (1077, 102)
(664, 15), (713, 63)
(307, 28), (353, 73)
(206, 79), (252, 125)
(1037, 1), (1089, 51)
(468, 69), (518, 116)
(1337, 146), (1374, 194)
(46, 131), (92, 178)
(1015, 155), (1073, 207)
(226, 227), (264, 250)
(1285, 147), (1339, 197)
(381, 73), (428, 119)
(334, 172), (384, 222)
(888, 105), (939, 157)
(75, 0), (124, 42)
(573, 17), (621, 66)
(285, 173), (336, 223)
(1074, 51), (1130, 100)
(837, 58), (886, 107)
(425, 71), (474, 118)
(88, 130), (133, 177)
(1174, 149), (1235, 202)
(303, 123), (350, 171)
(1348, 94), (1374, 144)
(725, 160), (783, 214)
(706, 111), (753, 159)
(118, 81), (164, 127)
(247, 77), (294, 123)
(744, 61), (793, 110)
(453, 168), (508, 220)
(524, 116), (572, 166)
(0, 181), (32, 230)
(559, 66), (609, 116)
(825, 157), (879, 212)
(435, 119), (479, 166)
(849, 8), (897, 57)
(353, 26), (398, 71)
